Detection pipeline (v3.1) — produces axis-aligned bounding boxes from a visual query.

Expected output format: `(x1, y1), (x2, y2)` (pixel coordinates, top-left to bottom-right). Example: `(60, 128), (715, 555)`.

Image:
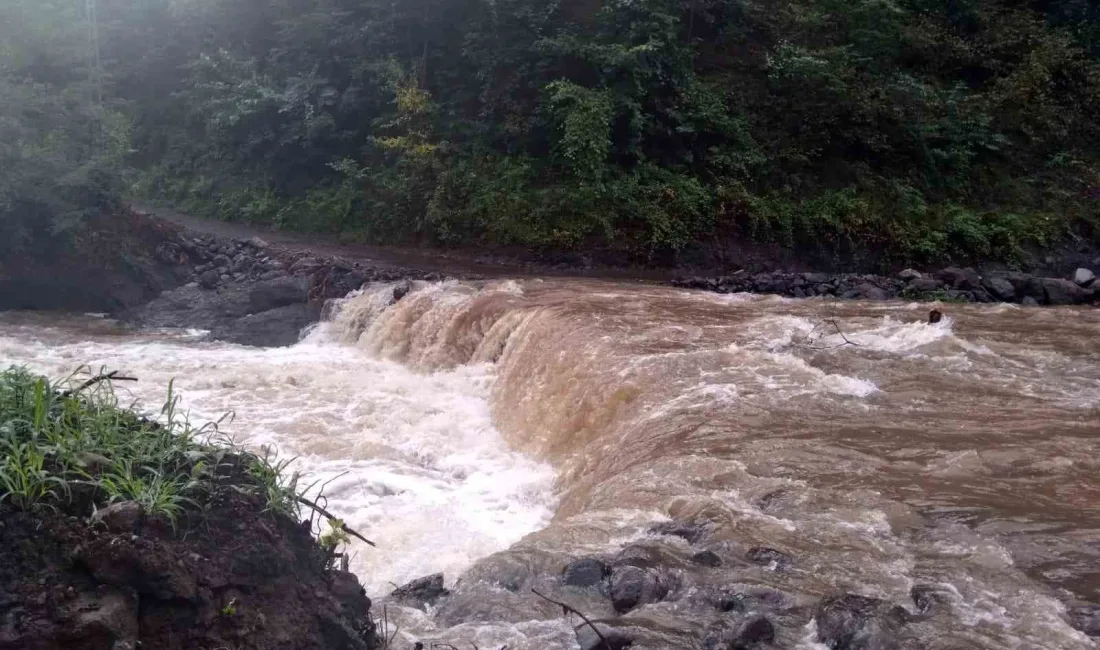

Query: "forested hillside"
(4, 0), (1100, 267)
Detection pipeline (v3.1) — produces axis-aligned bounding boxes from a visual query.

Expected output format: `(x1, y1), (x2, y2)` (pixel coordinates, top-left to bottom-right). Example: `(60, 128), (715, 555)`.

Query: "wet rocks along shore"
(673, 264), (1100, 305)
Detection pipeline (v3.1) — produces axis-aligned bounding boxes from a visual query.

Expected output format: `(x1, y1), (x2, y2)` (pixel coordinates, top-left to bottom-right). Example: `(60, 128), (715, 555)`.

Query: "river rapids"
(1, 279), (1098, 649)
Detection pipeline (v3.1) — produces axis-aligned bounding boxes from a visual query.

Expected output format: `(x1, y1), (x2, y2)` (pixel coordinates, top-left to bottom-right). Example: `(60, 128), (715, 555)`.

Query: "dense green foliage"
(0, 0), (129, 257)
(5, 0), (1100, 266)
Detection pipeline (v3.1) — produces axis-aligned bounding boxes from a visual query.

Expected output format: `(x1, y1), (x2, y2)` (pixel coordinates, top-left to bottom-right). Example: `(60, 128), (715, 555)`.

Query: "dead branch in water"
(790, 318), (860, 350)
(294, 495), (376, 547)
(62, 371), (138, 397)
(531, 588), (612, 650)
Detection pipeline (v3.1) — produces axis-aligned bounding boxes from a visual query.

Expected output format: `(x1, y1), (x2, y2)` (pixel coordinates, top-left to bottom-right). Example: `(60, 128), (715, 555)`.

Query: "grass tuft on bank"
(0, 366), (308, 530)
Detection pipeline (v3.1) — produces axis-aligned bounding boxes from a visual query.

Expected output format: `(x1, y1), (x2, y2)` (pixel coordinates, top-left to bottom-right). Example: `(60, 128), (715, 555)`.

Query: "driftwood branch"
(531, 588), (611, 650)
(62, 371), (138, 397)
(790, 318), (860, 350)
(295, 495), (376, 547)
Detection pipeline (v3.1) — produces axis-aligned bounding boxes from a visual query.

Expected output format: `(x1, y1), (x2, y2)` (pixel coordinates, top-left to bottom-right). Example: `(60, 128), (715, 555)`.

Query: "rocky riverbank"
(122, 223), (450, 346)
(673, 264), (1100, 305)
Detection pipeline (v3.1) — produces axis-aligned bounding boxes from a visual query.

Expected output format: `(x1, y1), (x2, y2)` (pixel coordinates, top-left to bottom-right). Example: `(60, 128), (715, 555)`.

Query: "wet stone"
(745, 547), (792, 571)
(691, 551), (722, 567)
(562, 558), (609, 588)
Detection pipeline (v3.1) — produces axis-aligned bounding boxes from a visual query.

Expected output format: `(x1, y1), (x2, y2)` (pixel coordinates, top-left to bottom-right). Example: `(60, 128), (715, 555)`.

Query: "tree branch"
(62, 371), (137, 397)
(531, 588), (612, 650)
(295, 495), (376, 547)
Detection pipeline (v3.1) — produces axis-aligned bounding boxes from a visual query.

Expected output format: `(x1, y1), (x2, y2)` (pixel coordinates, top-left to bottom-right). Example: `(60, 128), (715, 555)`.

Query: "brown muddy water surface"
(2, 279), (1098, 649)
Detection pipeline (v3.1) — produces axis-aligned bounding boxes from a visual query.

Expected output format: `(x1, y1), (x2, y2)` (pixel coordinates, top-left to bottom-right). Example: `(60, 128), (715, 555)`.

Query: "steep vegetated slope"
(3, 0), (1100, 268)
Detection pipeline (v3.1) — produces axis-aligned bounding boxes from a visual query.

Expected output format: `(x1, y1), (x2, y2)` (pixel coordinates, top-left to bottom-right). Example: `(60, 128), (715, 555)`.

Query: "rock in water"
(981, 276), (1017, 302)
(211, 303), (320, 347)
(562, 557), (610, 588)
(908, 277), (941, 293)
(937, 267), (981, 290)
(746, 546), (792, 571)
(393, 280), (414, 302)
(575, 623), (634, 650)
(690, 550), (722, 567)
(1041, 278), (1090, 305)
(702, 616), (776, 650)
(1074, 267), (1096, 286)
(856, 283), (888, 301)
(649, 519), (710, 544)
(248, 277), (310, 313)
(815, 594), (904, 650)
(390, 573), (450, 609)
(609, 565), (668, 613)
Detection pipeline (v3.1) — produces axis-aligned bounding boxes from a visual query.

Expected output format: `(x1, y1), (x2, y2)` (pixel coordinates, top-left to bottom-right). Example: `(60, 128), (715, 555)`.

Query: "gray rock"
(1093, 256), (1100, 268)
(390, 573), (450, 609)
(198, 269), (221, 289)
(124, 283), (254, 331)
(213, 254), (233, 269)
(1042, 278), (1090, 305)
(248, 277), (310, 314)
(1074, 268), (1096, 286)
(981, 276), (1016, 302)
(803, 272), (831, 284)
(609, 565), (668, 614)
(746, 546), (792, 571)
(649, 519), (710, 544)
(562, 558), (609, 588)
(393, 280), (414, 302)
(248, 236), (269, 250)
(897, 269), (922, 281)
(1068, 605), (1100, 637)
(909, 277), (941, 293)
(1022, 296), (1040, 306)
(211, 303), (320, 347)
(815, 594), (905, 650)
(575, 623), (634, 650)
(703, 616), (775, 650)
(737, 617), (775, 647)
(691, 550), (722, 567)
(938, 267), (981, 290)
(856, 283), (888, 301)
(91, 501), (143, 533)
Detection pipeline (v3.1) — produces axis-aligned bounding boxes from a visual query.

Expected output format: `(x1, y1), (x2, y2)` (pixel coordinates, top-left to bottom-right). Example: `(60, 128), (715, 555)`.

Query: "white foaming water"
(0, 321), (556, 596)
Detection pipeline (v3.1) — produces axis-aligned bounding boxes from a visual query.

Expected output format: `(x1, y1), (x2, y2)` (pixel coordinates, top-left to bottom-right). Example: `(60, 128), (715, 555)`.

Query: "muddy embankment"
(3, 209), (1095, 349)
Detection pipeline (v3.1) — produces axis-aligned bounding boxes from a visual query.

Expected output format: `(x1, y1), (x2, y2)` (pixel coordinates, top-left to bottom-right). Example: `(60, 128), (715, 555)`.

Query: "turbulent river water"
(2, 279), (1098, 649)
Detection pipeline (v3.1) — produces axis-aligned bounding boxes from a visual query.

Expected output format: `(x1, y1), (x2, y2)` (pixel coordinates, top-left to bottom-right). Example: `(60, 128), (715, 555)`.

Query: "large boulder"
(937, 267), (981, 290)
(389, 573), (450, 609)
(124, 283), (252, 330)
(210, 303), (321, 347)
(1074, 268), (1096, 287)
(248, 277), (310, 314)
(1042, 278), (1091, 305)
(815, 594), (905, 650)
(562, 558), (610, 588)
(981, 276), (1017, 302)
(575, 623), (634, 650)
(609, 566), (668, 614)
(908, 277), (941, 293)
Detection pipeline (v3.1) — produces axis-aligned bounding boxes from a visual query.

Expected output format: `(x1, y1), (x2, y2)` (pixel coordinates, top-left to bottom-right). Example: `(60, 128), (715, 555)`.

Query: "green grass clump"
(0, 366), (304, 527)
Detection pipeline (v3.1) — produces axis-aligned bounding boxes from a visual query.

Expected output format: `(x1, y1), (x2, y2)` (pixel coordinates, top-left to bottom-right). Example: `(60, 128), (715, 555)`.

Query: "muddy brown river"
(2, 279), (1098, 649)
